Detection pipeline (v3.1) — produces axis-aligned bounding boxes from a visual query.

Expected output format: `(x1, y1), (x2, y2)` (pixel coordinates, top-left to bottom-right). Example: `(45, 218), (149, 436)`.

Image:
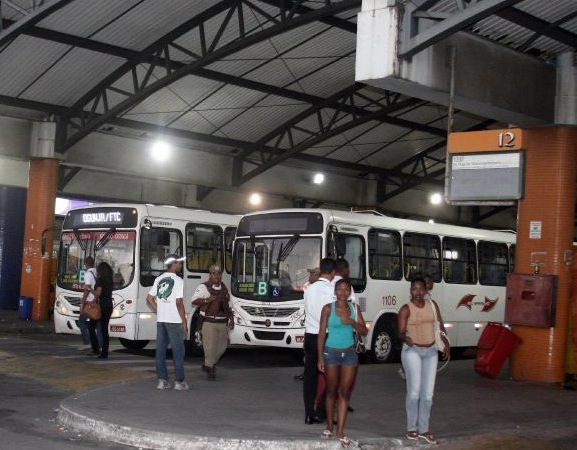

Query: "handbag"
(352, 304), (366, 354)
(430, 300), (449, 352)
(83, 300), (101, 321)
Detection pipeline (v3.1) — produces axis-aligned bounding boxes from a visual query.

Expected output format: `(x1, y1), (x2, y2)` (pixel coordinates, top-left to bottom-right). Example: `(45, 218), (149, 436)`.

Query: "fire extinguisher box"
(475, 322), (522, 379)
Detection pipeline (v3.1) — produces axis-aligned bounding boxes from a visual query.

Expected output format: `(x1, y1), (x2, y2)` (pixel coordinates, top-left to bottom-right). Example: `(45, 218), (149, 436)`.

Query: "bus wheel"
(118, 338), (149, 351)
(371, 321), (398, 363)
(185, 314), (204, 357)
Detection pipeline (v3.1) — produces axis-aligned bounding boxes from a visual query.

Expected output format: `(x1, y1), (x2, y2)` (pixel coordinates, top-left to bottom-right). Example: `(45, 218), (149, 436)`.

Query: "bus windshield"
(232, 236), (321, 301)
(57, 230), (136, 291)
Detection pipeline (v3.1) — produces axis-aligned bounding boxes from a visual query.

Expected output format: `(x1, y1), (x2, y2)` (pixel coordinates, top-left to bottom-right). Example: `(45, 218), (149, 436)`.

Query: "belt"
(413, 342), (435, 348)
(202, 316), (228, 323)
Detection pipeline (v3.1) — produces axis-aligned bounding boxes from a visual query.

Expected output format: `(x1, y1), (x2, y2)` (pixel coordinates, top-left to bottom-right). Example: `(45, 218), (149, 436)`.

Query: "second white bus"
(228, 208), (515, 362)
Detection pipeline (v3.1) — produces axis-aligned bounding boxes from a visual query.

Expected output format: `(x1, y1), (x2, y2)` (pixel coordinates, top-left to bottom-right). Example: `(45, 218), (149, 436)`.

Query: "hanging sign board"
(446, 129), (525, 205)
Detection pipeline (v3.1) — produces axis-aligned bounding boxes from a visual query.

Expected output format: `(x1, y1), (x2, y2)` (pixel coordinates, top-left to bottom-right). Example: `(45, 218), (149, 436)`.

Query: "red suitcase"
(475, 322), (521, 379)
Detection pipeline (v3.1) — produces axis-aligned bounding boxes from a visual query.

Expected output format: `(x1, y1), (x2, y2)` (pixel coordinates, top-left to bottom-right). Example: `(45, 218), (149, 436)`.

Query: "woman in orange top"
(397, 277), (449, 445)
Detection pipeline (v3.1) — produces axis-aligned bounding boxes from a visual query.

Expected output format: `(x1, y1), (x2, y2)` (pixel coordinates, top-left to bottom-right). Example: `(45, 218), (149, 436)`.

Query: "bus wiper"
(278, 234), (300, 262)
(274, 234), (300, 276)
(95, 228), (117, 250)
(73, 230), (88, 251)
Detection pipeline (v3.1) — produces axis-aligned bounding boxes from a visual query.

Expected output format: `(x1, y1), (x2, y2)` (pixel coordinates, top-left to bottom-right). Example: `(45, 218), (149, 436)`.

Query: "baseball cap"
(209, 264), (222, 273)
(164, 254), (185, 266)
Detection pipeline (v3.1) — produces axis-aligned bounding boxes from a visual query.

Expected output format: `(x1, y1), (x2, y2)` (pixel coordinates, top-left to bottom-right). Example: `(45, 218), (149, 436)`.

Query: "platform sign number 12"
(497, 131), (516, 148)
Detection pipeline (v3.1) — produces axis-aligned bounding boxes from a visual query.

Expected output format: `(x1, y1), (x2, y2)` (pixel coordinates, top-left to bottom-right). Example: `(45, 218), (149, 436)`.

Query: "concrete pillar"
(510, 127), (577, 382)
(20, 122), (58, 321)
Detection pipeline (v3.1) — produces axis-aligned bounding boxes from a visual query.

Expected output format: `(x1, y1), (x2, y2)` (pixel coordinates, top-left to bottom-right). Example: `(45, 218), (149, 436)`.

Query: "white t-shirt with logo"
(148, 272), (184, 323)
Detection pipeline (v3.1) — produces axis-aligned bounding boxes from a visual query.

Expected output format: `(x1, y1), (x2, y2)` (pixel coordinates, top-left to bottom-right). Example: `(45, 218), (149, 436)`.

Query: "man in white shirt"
(80, 256), (97, 351)
(146, 254), (189, 391)
(331, 258), (356, 303)
(303, 257), (335, 424)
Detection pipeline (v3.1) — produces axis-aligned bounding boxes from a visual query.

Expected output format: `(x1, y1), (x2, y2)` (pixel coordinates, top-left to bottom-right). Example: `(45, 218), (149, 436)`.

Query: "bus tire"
(185, 314), (204, 357)
(370, 320), (399, 363)
(118, 338), (149, 351)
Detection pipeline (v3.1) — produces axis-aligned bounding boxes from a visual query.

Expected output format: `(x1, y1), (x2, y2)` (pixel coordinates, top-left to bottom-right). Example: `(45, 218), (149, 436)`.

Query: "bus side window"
(403, 232), (441, 281)
(368, 228), (401, 281)
(186, 223), (223, 272)
(442, 237), (476, 284)
(479, 241), (508, 286)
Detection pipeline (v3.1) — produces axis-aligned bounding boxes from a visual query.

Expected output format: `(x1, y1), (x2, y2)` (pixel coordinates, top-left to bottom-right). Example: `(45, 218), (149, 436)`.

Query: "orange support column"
(510, 126), (577, 383)
(20, 158), (58, 321)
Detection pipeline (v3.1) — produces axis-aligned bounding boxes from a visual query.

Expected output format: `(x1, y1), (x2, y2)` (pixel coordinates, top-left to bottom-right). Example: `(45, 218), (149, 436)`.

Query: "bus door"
(329, 229), (367, 307)
(138, 226), (183, 339)
(184, 223), (227, 310)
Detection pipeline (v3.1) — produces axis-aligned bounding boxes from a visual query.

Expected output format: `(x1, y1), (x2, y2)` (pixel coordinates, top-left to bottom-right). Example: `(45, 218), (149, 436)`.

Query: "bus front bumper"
(229, 324), (305, 348)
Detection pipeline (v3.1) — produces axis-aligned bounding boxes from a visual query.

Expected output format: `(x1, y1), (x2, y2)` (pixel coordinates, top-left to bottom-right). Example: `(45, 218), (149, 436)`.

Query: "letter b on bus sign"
(257, 282), (268, 296)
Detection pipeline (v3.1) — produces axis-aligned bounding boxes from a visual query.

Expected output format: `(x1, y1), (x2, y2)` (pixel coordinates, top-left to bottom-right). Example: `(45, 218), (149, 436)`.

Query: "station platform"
(58, 355), (577, 449)
(1, 311), (575, 449)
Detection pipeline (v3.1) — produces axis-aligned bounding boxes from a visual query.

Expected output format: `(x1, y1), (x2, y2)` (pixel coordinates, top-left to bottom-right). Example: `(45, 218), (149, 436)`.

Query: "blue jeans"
(155, 322), (185, 382)
(401, 344), (438, 433)
(78, 314), (90, 345)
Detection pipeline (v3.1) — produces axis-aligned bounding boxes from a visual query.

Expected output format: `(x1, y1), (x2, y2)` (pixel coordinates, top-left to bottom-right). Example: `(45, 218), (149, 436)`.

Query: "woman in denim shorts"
(317, 279), (367, 448)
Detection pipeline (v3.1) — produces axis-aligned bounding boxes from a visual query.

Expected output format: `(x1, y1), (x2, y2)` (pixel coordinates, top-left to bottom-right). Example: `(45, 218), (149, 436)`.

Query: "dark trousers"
(99, 301), (113, 357)
(303, 332), (319, 417)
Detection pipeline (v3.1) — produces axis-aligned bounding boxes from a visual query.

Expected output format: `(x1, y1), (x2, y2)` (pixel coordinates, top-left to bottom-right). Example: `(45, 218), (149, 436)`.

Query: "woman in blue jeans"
(397, 277), (450, 445)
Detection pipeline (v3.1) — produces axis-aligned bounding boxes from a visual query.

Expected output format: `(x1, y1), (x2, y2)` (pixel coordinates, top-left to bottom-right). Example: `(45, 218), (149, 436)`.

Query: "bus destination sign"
(64, 207), (139, 228)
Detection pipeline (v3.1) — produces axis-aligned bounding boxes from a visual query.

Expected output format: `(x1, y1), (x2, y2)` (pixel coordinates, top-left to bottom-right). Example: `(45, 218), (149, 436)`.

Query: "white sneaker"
(174, 381), (190, 391)
(156, 379), (171, 390)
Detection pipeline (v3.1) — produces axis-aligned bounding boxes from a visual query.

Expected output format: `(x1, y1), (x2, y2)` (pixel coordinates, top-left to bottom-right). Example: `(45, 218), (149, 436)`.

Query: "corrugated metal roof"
(20, 48), (125, 106)
(38, 0), (141, 38)
(89, 0), (215, 51)
(0, 35), (69, 97)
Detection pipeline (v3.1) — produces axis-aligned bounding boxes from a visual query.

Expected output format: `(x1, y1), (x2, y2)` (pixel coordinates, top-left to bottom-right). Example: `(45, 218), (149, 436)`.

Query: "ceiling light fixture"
(312, 173), (325, 184)
(151, 140), (170, 162)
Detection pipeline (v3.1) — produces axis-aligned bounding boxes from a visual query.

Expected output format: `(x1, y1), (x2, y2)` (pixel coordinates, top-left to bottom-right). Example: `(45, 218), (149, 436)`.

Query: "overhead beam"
(237, 89), (440, 185)
(0, 0), (75, 48)
(400, 0), (523, 58)
(258, 0), (358, 33)
(496, 7), (577, 49)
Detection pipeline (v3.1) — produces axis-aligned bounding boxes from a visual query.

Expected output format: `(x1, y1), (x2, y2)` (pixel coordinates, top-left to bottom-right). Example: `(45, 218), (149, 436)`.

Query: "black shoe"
(305, 415), (322, 425)
(347, 405), (355, 413)
(201, 364), (211, 373)
(207, 366), (216, 380)
(98, 354), (108, 359)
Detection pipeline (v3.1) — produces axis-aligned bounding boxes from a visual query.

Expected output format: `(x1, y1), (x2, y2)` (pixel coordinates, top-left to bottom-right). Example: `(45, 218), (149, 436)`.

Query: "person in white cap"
(146, 254), (189, 391)
(191, 264), (234, 380)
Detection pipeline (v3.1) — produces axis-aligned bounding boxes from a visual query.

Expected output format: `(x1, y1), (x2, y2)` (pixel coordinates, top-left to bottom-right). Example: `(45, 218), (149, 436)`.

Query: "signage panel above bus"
(63, 207), (138, 229)
(237, 212), (324, 236)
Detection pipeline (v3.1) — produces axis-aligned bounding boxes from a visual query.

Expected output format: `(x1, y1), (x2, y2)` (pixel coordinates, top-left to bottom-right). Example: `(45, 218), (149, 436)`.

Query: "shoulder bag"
(352, 303), (366, 354)
(84, 300), (101, 321)
(430, 300), (449, 352)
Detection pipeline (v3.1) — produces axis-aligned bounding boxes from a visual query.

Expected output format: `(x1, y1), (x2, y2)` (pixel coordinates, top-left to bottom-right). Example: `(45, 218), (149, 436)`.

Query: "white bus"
(228, 208), (515, 362)
(54, 203), (239, 354)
